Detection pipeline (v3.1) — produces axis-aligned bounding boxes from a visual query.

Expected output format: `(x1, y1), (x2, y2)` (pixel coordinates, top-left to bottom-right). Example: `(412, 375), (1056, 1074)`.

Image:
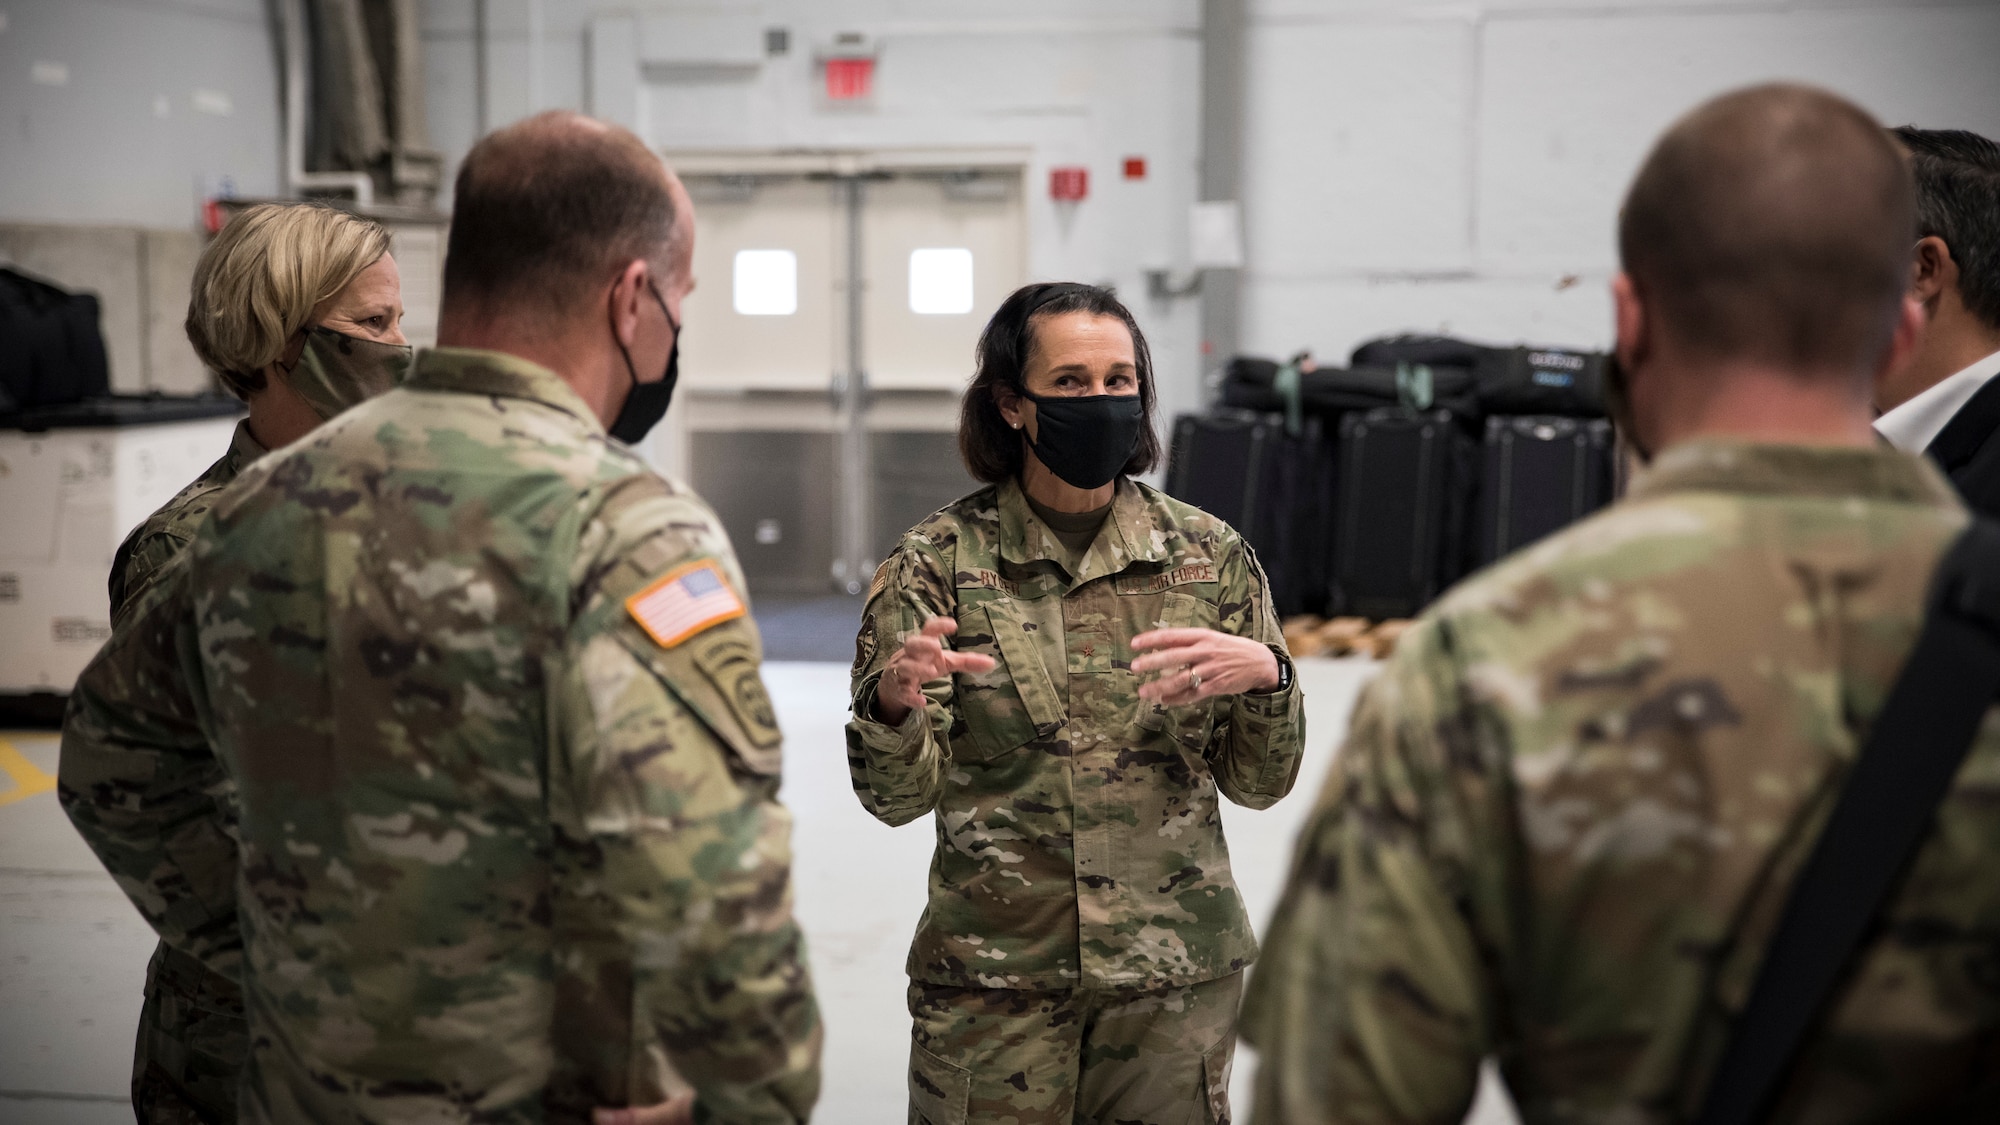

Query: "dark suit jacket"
(1928, 372), (2000, 519)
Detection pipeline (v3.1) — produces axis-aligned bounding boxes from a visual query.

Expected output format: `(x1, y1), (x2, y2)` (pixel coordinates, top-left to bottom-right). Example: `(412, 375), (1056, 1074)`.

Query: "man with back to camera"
(1242, 84), (2000, 1122)
(59, 111), (821, 1124)
(1874, 127), (2000, 511)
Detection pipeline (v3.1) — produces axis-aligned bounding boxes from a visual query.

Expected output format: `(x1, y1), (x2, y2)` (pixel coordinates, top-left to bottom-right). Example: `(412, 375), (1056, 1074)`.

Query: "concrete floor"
(0, 659), (1519, 1124)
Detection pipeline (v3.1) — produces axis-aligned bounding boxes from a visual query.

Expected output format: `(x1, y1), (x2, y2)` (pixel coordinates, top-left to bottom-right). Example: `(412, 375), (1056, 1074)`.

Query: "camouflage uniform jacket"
(1242, 440), (2000, 1124)
(103, 414), (263, 1121)
(108, 416), (262, 625)
(61, 347), (822, 1124)
(847, 477), (1306, 991)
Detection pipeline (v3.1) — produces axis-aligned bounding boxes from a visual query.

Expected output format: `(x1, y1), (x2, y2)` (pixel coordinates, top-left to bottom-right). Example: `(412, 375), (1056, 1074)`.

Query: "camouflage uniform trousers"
(131, 942), (244, 1124)
(907, 972), (1241, 1125)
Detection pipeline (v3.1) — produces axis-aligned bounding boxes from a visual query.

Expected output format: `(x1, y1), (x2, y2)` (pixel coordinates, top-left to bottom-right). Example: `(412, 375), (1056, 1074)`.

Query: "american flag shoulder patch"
(625, 559), (747, 648)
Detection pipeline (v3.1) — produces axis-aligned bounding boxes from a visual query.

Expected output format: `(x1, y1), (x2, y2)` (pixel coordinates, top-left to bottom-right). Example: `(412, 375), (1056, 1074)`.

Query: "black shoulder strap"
(1695, 518), (2000, 1125)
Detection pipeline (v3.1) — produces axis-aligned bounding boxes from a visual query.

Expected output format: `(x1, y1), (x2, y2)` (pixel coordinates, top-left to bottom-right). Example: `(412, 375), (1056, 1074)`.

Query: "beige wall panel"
(387, 224), (445, 350)
(142, 229), (213, 394)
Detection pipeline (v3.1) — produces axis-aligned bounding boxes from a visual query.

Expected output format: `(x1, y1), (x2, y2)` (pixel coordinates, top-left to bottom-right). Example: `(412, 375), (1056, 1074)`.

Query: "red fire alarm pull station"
(1050, 166), (1089, 202)
(1123, 157), (1146, 180)
(826, 57), (874, 100)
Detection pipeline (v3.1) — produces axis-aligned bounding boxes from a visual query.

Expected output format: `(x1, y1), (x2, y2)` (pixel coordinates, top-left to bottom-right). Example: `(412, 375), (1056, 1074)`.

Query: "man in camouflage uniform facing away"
(849, 282), (1307, 1124)
(61, 111), (820, 1124)
(1243, 84), (2000, 1123)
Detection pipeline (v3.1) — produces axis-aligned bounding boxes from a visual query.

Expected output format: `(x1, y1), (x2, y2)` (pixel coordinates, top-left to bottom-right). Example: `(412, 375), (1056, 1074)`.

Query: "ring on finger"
(1187, 667), (1201, 692)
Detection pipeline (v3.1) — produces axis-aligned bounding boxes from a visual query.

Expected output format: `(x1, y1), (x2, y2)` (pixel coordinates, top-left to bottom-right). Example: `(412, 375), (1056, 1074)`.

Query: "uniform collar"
(223, 417), (267, 477)
(1626, 437), (1963, 508)
(403, 347), (603, 432)
(997, 476), (1171, 583)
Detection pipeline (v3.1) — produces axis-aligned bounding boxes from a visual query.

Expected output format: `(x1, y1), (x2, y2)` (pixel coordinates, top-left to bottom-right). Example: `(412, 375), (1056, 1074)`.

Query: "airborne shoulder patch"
(1115, 560), (1217, 596)
(626, 559), (747, 648)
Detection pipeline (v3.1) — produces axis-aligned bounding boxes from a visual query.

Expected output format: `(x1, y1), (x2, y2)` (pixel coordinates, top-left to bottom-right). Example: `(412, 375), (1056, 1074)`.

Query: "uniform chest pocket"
(1135, 590), (1220, 751)
(953, 599), (1065, 764)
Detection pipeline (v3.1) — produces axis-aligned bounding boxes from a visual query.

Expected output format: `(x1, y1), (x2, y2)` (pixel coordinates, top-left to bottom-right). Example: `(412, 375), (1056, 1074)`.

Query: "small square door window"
(908, 248), (974, 315)
(733, 249), (798, 316)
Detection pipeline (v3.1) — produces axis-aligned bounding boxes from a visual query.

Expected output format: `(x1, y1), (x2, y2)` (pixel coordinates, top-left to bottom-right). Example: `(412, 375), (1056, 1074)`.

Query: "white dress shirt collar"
(1875, 349), (2000, 453)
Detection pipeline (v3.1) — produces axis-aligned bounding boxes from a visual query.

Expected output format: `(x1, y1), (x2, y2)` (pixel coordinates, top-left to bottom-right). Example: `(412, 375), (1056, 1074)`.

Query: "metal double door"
(666, 164), (1026, 596)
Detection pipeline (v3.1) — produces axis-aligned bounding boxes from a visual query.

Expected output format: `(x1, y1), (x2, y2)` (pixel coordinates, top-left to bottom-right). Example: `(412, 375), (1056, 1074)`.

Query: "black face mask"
(1022, 391), (1145, 490)
(609, 283), (680, 445)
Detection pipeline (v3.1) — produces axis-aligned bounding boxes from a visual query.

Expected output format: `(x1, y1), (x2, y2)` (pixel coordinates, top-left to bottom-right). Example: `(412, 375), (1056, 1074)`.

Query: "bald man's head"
(1619, 84), (1914, 376)
(442, 111), (683, 323)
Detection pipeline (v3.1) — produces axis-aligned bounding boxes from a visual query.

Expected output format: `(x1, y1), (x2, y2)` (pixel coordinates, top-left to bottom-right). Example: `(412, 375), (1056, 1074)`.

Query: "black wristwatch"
(1252, 647), (1293, 695)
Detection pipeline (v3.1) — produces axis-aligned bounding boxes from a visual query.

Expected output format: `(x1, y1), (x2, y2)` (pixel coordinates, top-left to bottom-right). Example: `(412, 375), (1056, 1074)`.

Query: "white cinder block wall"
(1239, 0), (2000, 366)
(6, 1), (1998, 404)
(420, 0), (1211, 433)
(0, 0), (281, 228)
(0, 0), (281, 393)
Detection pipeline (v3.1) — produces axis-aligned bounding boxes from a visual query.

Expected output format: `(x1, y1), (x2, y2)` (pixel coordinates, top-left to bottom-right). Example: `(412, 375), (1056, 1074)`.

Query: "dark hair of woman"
(958, 281), (1162, 484)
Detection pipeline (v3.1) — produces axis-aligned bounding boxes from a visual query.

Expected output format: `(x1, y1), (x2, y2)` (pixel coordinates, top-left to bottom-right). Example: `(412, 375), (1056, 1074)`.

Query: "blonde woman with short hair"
(185, 201), (408, 449)
(95, 200), (409, 1124)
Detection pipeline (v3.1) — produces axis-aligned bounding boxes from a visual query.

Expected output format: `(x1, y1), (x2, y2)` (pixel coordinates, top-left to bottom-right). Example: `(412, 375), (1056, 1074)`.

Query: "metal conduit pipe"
(276, 0), (375, 206)
(1197, 0), (1246, 374)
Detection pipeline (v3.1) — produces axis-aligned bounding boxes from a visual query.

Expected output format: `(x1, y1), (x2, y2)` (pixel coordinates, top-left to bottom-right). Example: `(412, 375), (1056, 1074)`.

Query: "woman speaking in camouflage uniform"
(846, 281), (1307, 1124)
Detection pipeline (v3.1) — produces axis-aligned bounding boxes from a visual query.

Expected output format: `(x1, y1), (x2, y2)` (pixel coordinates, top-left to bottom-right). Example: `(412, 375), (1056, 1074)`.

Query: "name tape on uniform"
(956, 568), (1021, 597)
(1115, 561), (1216, 596)
(626, 560), (746, 648)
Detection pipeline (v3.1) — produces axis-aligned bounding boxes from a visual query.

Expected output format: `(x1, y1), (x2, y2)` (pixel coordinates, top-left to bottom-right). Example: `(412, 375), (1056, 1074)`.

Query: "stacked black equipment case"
(1352, 335), (1609, 418)
(1475, 416), (1615, 566)
(1218, 355), (1478, 418)
(1168, 334), (1620, 623)
(1348, 335), (1616, 582)
(1165, 408), (1268, 533)
(1326, 408), (1478, 620)
(1164, 408), (1334, 618)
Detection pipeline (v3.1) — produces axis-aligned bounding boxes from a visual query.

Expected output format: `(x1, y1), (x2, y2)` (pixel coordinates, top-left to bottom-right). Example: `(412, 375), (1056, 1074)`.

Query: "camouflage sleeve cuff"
(1236, 654), (1298, 716)
(1244, 646), (1294, 699)
(848, 673), (933, 759)
(1215, 648), (1306, 808)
